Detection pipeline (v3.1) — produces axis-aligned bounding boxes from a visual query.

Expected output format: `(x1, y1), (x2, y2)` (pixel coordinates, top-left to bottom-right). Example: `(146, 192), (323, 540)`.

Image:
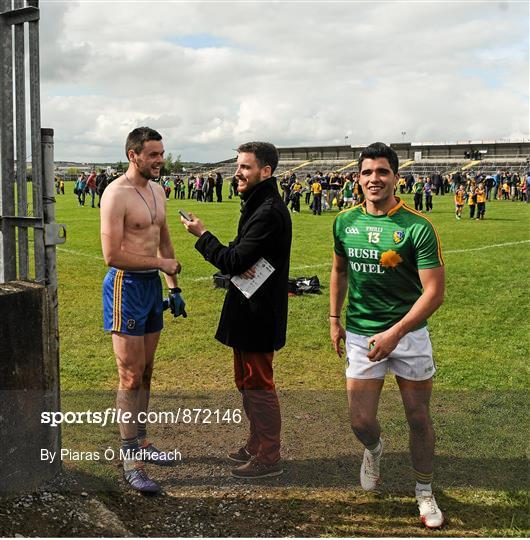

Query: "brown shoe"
(227, 446), (253, 463)
(230, 457), (283, 479)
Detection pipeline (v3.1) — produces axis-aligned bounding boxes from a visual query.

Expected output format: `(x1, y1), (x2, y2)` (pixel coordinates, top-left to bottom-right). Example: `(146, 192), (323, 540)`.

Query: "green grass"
(55, 190), (530, 392)
(51, 188), (529, 536)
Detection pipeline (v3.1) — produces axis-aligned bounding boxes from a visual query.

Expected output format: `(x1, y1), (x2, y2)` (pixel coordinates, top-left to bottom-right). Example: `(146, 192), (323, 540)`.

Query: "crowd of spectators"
(154, 172), (229, 202)
(62, 166), (530, 213)
(69, 169), (117, 208)
(275, 167), (530, 216)
(68, 170), (232, 207)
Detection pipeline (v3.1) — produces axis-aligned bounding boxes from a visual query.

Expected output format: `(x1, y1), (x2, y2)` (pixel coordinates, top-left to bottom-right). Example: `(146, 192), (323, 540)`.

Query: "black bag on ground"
(288, 275), (321, 295)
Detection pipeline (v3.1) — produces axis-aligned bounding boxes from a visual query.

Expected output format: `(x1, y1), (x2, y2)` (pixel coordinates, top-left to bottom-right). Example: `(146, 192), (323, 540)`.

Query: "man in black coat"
(431, 172), (443, 196)
(95, 170), (109, 208)
(181, 142), (292, 479)
(215, 172), (224, 202)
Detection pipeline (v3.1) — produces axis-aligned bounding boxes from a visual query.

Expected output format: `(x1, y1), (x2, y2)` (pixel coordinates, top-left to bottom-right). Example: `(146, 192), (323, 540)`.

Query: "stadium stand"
(189, 141), (529, 179)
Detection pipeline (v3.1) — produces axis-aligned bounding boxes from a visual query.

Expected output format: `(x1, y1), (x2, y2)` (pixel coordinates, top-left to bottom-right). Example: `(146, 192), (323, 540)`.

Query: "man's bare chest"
(123, 188), (165, 230)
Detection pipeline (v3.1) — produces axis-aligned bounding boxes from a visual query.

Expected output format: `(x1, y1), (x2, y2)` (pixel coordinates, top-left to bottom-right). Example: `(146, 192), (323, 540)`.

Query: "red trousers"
(233, 349), (281, 465)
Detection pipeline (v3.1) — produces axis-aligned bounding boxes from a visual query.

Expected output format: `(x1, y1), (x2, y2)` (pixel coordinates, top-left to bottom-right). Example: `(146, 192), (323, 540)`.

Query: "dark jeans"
(290, 194), (301, 212)
(425, 194), (433, 212)
(477, 202), (485, 218)
(469, 204), (476, 218)
(313, 194), (322, 215)
(414, 193), (423, 211)
(233, 349), (281, 465)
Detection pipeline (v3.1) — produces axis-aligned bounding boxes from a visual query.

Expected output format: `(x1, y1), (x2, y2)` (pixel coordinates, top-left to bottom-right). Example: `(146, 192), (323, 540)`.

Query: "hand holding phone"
(180, 210), (207, 238)
(179, 209), (192, 222)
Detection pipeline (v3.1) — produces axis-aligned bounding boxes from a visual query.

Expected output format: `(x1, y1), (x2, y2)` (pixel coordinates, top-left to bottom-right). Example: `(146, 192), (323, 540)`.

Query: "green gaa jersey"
(333, 198), (444, 336)
(413, 181), (424, 194)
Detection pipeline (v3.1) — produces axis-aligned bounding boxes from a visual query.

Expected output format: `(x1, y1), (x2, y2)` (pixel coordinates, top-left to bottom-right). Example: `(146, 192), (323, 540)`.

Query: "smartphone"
(179, 209), (192, 221)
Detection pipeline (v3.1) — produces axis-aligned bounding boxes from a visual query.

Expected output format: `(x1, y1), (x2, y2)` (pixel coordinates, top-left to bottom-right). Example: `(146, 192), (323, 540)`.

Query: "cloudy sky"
(38, 0), (528, 163)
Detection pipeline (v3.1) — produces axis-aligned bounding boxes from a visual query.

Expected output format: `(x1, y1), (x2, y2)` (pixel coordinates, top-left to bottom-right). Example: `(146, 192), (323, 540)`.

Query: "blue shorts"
(103, 268), (163, 336)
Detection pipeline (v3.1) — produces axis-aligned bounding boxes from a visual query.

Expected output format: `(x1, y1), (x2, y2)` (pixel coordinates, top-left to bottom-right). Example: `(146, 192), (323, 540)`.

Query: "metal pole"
(41, 126), (61, 465)
(41, 128), (56, 288)
(28, 0), (44, 282)
(0, 0), (17, 283)
(14, 0), (28, 279)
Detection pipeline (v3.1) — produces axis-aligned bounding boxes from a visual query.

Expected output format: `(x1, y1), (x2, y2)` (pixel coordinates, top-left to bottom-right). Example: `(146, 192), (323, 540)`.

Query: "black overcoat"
(195, 177), (292, 352)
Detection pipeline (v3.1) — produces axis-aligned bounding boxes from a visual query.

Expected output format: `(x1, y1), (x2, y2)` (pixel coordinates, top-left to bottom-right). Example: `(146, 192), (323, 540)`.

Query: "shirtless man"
(100, 127), (186, 493)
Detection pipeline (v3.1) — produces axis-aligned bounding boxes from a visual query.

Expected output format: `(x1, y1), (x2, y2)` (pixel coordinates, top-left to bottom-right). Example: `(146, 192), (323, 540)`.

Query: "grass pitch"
(38, 188), (530, 536)
(57, 190), (529, 391)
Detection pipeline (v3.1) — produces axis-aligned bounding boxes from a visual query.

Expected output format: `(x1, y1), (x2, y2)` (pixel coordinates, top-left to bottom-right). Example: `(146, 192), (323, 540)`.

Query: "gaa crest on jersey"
(393, 230), (405, 244)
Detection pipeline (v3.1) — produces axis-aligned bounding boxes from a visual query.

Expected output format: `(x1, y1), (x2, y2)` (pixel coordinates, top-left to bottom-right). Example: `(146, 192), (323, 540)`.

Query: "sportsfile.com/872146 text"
(40, 408), (242, 427)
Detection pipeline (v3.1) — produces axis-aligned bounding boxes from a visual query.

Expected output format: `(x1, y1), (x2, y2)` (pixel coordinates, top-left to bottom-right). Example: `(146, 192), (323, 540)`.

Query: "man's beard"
(137, 159), (159, 181)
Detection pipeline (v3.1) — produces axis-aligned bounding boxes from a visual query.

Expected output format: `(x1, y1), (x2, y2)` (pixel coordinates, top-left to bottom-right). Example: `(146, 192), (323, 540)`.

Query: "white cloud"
(35, 0), (529, 162)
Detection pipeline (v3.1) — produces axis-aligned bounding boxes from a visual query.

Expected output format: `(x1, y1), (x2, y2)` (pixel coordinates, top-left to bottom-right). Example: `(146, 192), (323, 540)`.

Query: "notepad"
(230, 257), (275, 299)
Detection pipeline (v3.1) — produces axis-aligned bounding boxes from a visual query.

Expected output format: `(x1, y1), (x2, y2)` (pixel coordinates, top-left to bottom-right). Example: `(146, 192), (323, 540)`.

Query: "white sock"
(367, 439), (382, 457)
(416, 482), (432, 494)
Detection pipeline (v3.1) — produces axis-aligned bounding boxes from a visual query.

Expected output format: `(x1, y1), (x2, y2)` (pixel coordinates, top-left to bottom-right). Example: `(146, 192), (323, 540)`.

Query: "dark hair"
(237, 141), (279, 174)
(358, 142), (399, 174)
(125, 127), (162, 160)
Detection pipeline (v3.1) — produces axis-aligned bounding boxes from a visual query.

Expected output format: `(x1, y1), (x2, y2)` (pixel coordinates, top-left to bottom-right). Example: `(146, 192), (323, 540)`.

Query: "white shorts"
(345, 327), (436, 381)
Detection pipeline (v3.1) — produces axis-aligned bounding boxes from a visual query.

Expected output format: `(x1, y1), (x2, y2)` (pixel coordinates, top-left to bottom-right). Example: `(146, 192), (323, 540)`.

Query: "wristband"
(170, 287), (181, 294)
(329, 315), (340, 319)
